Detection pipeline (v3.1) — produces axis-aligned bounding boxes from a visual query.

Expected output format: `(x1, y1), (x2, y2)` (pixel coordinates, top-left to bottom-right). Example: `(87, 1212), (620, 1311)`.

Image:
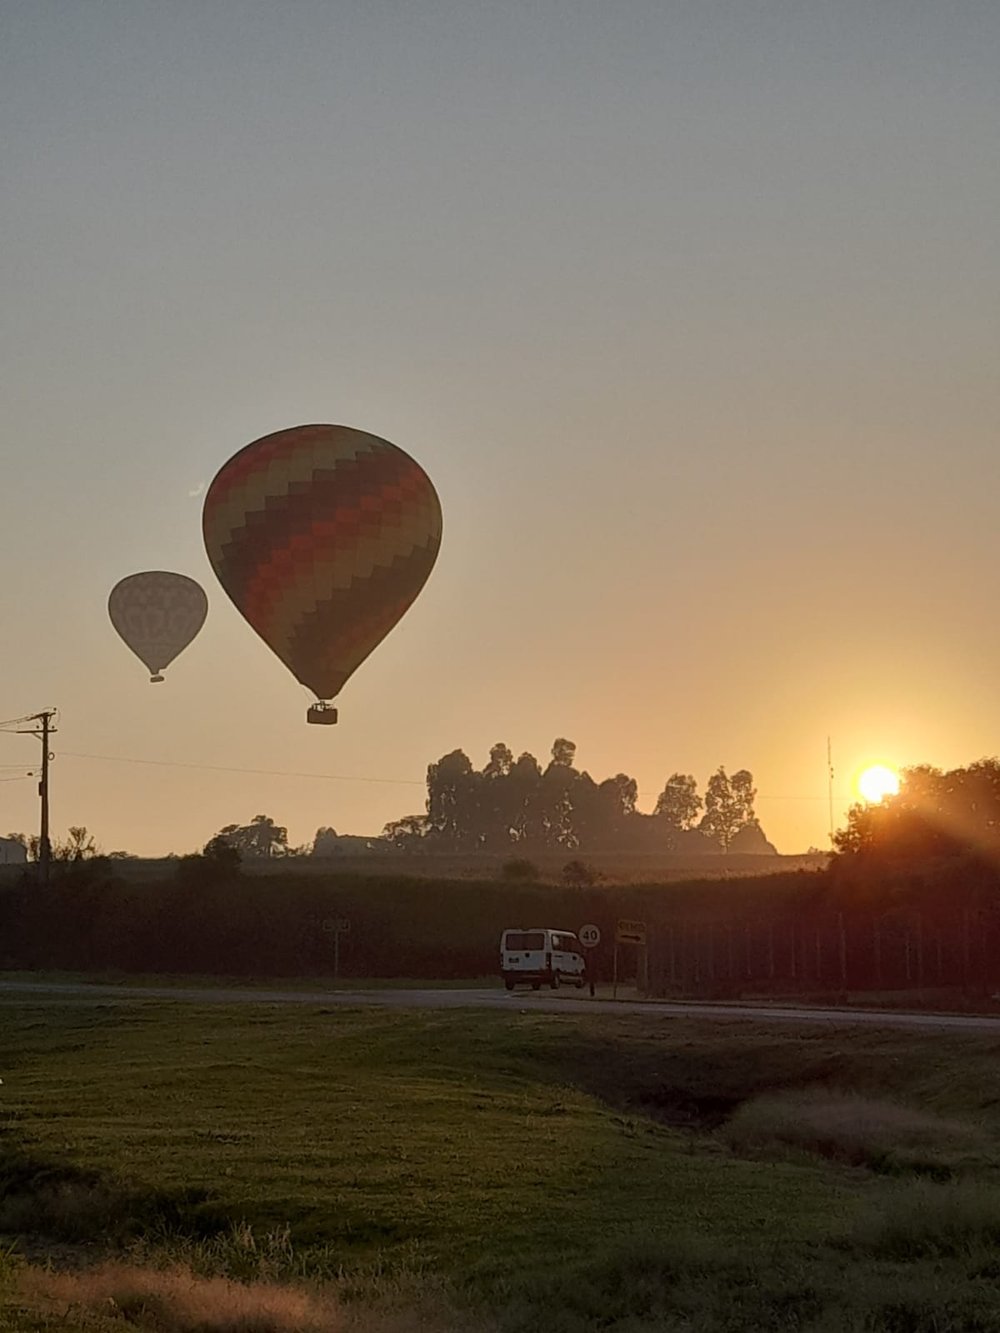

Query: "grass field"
(4, 999), (1000, 1330)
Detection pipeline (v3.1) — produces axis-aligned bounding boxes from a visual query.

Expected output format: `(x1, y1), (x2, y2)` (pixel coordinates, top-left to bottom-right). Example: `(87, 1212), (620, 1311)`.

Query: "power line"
(0, 709), (58, 733)
(59, 751), (426, 787)
(57, 750), (855, 803)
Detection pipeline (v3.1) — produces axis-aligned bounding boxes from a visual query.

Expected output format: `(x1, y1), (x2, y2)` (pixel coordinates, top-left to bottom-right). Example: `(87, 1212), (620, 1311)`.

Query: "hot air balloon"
(202, 424), (443, 724)
(108, 572), (208, 682)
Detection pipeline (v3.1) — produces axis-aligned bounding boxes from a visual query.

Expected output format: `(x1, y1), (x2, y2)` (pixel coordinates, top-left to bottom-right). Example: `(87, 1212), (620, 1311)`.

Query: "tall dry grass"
(18, 1261), (478, 1333)
(721, 1089), (986, 1175)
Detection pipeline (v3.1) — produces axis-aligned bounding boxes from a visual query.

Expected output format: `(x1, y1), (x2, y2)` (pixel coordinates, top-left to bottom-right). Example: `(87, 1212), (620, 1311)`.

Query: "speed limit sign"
(579, 923), (602, 949)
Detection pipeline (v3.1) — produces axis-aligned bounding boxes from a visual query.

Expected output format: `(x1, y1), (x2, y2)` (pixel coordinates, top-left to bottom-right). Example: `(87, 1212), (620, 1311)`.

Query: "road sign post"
(579, 923), (601, 996)
(613, 920), (648, 1000)
(321, 917), (351, 982)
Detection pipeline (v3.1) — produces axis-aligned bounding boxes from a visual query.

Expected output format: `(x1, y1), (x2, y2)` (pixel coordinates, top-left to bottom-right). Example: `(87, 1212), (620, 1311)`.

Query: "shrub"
(500, 859), (539, 883)
(561, 860), (598, 888)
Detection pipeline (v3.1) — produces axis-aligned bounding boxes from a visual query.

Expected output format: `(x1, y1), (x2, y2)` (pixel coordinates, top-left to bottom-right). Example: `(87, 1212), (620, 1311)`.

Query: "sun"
(858, 765), (900, 803)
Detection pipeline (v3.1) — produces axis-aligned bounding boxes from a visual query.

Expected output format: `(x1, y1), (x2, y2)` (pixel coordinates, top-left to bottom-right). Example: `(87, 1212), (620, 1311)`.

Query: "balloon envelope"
(202, 424), (442, 703)
(108, 572), (208, 681)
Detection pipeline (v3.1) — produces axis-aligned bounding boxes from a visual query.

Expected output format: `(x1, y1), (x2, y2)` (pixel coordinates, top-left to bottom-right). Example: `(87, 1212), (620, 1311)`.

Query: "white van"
(500, 928), (587, 991)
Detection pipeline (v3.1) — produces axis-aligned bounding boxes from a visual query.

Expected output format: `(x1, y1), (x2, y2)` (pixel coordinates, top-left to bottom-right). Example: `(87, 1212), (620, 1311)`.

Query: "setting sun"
(858, 765), (901, 803)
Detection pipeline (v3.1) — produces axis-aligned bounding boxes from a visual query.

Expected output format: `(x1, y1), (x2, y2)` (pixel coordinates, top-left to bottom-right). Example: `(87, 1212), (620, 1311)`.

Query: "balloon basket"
(307, 703), (338, 726)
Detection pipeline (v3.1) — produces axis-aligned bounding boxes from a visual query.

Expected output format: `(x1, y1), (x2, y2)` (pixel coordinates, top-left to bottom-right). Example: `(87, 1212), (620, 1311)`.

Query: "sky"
(1, 1), (998, 856)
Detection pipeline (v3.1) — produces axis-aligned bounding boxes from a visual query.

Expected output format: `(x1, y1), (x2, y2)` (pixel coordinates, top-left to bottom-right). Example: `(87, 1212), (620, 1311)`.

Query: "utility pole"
(15, 710), (57, 885)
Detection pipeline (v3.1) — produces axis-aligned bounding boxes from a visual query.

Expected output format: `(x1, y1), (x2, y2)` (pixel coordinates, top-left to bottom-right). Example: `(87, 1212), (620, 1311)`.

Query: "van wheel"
(531, 982), (541, 991)
(550, 972), (560, 990)
(504, 979), (515, 991)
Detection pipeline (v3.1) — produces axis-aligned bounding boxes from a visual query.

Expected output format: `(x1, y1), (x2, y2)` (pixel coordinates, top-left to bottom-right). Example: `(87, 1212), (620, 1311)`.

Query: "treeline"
(5, 741), (776, 864)
(382, 739), (775, 856)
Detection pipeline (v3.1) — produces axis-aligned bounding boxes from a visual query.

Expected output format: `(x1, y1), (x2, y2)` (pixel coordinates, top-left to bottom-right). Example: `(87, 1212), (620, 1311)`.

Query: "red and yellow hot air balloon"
(202, 424), (443, 724)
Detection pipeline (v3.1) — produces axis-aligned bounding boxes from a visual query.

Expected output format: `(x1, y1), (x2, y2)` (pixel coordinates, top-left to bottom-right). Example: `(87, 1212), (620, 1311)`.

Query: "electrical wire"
(56, 750), (854, 803)
(0, 708), (58, 734)
(59, 751), (425, 787)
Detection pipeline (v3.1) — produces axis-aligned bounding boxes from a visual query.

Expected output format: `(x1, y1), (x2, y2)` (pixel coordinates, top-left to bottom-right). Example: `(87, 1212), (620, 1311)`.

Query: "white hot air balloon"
(108, 572), (208, 682)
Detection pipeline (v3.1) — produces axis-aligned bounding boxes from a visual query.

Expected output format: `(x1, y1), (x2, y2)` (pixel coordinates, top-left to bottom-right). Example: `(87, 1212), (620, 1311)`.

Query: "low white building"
(0, 837), (27, 865)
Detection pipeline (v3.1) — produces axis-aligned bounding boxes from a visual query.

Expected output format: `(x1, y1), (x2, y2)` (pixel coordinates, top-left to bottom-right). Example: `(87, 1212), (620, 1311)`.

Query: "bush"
(562, 860), (598, 888)
(501, 859), (539, 882)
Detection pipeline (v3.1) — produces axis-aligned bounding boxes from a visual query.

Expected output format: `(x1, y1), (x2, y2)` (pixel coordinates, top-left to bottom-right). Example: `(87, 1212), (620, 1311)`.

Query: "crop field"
(3, 998), (1000, 1331)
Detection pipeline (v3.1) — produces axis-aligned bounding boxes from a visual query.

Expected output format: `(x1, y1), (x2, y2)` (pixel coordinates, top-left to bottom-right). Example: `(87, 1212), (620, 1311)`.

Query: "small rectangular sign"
(615, 919), (647, 946)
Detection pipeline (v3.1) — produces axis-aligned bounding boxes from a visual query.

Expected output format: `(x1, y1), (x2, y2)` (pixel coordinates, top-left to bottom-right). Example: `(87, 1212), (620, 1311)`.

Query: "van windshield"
(504, 931), (545, 951)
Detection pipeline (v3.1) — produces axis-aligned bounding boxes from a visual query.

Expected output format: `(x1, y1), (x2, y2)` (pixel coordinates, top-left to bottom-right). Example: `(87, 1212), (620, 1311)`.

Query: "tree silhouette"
(59, 827), (98, 861)
(654, 774), (702, 838)
(8, 828), (102, 862)
(383, 743), (771, 857)
(550, 738), (576, 768)
(212, 815), (288, 858)
(700, 768), (757, 851)
(382, 814), (429, 849)
(835, 759), (1000, 864)
(426, 750), (480, 848)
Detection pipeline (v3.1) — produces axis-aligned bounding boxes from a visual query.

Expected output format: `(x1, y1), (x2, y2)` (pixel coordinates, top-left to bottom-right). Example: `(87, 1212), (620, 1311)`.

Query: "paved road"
(3, 979), (1000, 1033)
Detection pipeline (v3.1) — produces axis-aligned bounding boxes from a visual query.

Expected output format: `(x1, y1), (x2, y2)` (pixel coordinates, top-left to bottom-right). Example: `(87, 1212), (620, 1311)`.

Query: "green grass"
(4, 1000), (1000, 1329)
(0, 970), (501, 991)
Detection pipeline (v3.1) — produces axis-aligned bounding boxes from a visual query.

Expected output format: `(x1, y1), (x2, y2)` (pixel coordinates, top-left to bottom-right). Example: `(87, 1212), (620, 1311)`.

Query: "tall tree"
(700, 768), (750, 851)
(483, 743), (513, 779)
(426, 750), (480, 848)
(550, 738), (577, 768)
(540, 740), (582, 847)
(508, 752), (543, 845)
(730, 770), (757, 826)
(654, 774), (702, 832)
(589, 774), (639, 849)
(480, 743), (518, 849)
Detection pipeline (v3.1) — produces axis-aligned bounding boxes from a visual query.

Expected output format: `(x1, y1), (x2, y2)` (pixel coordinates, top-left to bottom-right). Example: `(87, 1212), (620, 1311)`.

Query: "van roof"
(503, 926), (577, 933)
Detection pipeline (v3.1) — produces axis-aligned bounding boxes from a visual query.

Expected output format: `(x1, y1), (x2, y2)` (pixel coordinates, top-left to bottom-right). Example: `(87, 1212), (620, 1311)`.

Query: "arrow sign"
(615, 919), (647, 946)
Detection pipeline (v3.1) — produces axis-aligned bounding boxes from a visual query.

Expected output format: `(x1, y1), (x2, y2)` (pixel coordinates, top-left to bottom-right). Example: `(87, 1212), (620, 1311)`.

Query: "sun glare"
(858, 765), (900, 804)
